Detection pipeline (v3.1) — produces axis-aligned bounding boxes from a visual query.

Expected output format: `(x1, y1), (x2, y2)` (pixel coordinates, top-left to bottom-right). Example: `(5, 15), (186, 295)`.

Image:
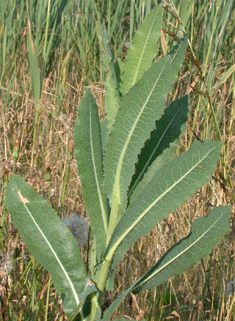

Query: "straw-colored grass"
(0, 0), (234, 320)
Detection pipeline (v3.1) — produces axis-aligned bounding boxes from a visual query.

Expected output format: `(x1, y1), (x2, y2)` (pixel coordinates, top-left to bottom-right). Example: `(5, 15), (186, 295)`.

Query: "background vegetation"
(0, 0), (234, 320)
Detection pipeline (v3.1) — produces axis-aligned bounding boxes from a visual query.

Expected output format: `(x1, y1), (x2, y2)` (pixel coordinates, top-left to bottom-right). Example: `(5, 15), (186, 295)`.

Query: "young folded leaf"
(104, 35), (188, 234)
(5, 174), (87, 318)
(128, 94), (189, 202)
(74, 89), (108, 254)
(104, 54), (172, 223)
(105, 140), (222, 270)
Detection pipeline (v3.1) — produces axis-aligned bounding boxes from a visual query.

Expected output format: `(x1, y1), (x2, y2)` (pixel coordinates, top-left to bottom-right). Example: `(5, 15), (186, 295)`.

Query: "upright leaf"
(105, 140), (222, 270)
(128, 95), (189, 201)
(102, 23), (121, 135)
(100, 118), (109, 154)
(104, 59), (121, 134)
(104, 55), (172, 219)
(74, 90), (108, 254)
(5, 174), (87, 318)
(132, 206), (231, 293)
(120, 4), (162, 96)
(27, 23), (41, 101)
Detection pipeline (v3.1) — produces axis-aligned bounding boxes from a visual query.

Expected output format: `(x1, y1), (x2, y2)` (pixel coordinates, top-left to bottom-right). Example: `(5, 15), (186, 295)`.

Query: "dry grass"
(1, 76), (234, 320)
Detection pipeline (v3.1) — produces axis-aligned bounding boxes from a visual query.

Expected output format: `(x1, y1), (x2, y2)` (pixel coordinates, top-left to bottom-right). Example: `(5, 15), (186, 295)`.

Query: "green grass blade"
(176, 0), (193, 29)
(133, 206), (231, 293)
(110, 0), (125, 40)
(104, 55), (172, 218)
(129, 0), (135, 45)
(105, 140), (222, 270)
(5, 174), (87, 318)
(27, 22), (41, 100)
(74, 90), (108, 253)
(120, 4), (162, 96)
(210, 63), (235, 97)
(128, 95), (189, 201)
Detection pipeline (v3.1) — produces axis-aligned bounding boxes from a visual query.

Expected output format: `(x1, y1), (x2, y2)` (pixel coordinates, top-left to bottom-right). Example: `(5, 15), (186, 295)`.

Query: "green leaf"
(27, 26), (41, 100)
(100, 118), (109, 154)
(176, 0), (193, 28)
(210, 63), (235, 97)
(69, 278), (98, 321)
(120, 4), (162, 96)
(105, 140), (222, 270)
(74, 90), (108, 254)
(104, 59), (121, 134)
(132, 206), (231, 293)
(128, 95), (189, 201)
(104, 55), (172, 218)
(102, 24), (121, 135)
(5, 174), (87, 318)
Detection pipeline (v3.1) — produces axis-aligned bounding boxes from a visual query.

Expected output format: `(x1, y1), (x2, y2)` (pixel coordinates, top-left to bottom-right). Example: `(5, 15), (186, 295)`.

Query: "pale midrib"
(89, 105), (107, 234)
(112, 58), (168, 205)
(22, 203), (79, 305)
(170, 41), (183, 66)
(131, 8), (159, 88)
(109, 144), (218, 260)
(136, 209), (225, 289)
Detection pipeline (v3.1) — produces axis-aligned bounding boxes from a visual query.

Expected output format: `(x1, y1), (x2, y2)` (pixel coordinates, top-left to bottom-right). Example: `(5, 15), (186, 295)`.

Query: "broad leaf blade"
(104, 206), (231, 319)
(102, 24), (121, 135)
(100, 118), (109, 155)
(120, 4), (162, 96)
(104, 60), (120, 134)
(5, 174), (87, 318)
(104, 55), (172, 216)
(74, 90), (108, 254)
(105, 140), (222, 269)
(133, 206), (231, 293)
(128, 95), (189, 201)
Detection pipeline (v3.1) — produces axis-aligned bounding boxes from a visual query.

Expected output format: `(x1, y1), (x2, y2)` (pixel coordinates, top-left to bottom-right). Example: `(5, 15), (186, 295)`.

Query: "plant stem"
(106, 195), (119, 244)
(90, 258), (112, 320)
(30, 101), (40, 168)
(90, 292), (100, 321)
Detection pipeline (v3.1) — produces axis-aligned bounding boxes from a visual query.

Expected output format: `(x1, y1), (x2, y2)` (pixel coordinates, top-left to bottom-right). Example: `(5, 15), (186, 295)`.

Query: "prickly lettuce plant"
(5, 4), (231, 321)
